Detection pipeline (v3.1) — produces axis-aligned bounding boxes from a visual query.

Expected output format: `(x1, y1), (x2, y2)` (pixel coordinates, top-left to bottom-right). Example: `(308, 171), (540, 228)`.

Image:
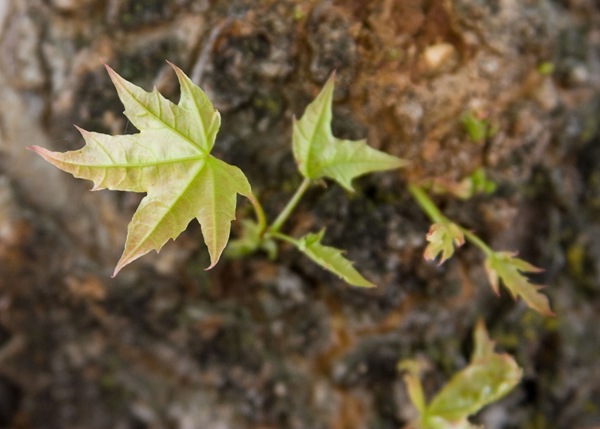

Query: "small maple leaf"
(484, 251), (554, 316)
(292, 72), (408, 191)
(29, 63), (254, 276)
(423, 221), (465, 265)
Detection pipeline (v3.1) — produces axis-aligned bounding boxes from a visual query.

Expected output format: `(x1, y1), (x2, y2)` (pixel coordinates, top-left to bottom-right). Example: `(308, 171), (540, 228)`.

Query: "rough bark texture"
(1, 0), (599, 428)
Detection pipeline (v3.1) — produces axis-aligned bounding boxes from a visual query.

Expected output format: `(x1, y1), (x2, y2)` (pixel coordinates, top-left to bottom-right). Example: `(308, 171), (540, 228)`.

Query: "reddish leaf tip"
(103, 63), (115, 76)
(204, 252), (223, 271)
(112, 263), (122, 278)
(167, 61), (186, 79)
(27, 145), (52, 160)
(74, 125), (90, 136)
(204, 254), (222, 271)
(113, 252), (137, 277)
(111, 258), (131, 279)
(104, 63), (124, 87)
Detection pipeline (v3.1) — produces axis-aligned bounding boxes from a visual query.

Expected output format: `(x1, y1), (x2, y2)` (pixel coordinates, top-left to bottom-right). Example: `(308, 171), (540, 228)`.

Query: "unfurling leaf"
(292, 73), (408, 191)
(226, 220), (277, 260)
(295, 230), (374, 287)
(29, 63), (253, 276)
(424, 222), (465, 265)
(401, 321), (522, 429)
(484, 252), (554, 316)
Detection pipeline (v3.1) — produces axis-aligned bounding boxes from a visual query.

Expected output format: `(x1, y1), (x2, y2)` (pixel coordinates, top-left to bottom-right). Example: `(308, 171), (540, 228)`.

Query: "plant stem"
(268, 177), (312, 234)
(249, 194), (267, 234)
(460, 227), (494, 256)
(268, 231), (300, 247)
(408, 184), (446, 223)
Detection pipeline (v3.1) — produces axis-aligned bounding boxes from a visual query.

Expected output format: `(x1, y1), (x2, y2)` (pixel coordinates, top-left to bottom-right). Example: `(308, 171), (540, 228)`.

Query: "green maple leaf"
(292, 73), (408, 191)
(29, 63), (253, 276)
(296, 230), (374, 287)
(484, 252), (554, 316)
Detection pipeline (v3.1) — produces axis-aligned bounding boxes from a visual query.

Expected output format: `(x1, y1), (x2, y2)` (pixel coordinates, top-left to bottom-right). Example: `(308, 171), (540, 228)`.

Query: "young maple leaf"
(423, 221), (465, 265)
(293, 73), (408, 191)
(29, 63), (254, 276)
(296, 229), (374, 287)
(484, 251), (554, 316)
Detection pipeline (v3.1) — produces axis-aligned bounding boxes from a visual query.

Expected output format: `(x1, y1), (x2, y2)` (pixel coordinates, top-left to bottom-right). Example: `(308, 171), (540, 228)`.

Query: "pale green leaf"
(295, 230), (374, 287)
(484, 252), (554, 316)
(29, 63), (253, 276)
(292, 73), (407, 191)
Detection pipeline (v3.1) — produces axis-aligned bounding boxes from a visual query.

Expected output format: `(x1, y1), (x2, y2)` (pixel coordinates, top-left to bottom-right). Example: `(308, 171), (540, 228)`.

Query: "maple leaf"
(292, 73), (408, 192)
(29, 63), (254, 276)
(423, 221), (465, 265)
(296, 230), (374, 287)
(484, 251), (554, 316)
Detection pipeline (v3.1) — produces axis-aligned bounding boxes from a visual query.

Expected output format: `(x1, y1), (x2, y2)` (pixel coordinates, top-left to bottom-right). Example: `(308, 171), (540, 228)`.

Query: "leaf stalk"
(460, 227), (493, 256)
(267, 231), (300, 246)
(408, 184), (446, 224)
(250, 194), (267, 234)
(268, 177), (312, 234)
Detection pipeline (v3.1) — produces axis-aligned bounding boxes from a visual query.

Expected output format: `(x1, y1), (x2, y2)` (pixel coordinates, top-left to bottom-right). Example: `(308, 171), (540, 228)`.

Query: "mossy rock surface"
(0, 0), (599, 428)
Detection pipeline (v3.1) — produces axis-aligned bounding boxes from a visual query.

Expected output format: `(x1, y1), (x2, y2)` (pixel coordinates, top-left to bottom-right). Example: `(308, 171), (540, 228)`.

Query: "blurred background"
(0, 0), (599, 428)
